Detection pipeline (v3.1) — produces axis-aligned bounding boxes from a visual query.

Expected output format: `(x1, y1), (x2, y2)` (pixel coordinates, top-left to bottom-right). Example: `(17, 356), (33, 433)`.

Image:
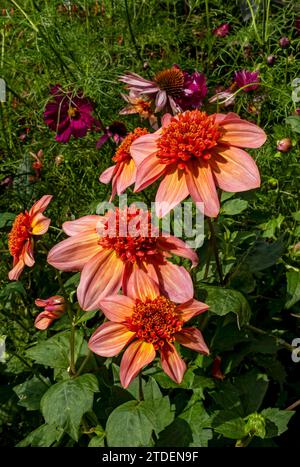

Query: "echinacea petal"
(99, 295), (135, 322)
(155, 167), (189, 218)
(160, 343), (186, 384)
(219, 117), (267, 148)
(29, 195), (53, 217)
(63, 215), (102, 236)
(88, 322), (135, 357)
(154, 261), (194, 303)
(175, 327), (209, 354)
(176, 298), (209, 322)
(120, 340), (156, 388)
(185, 160), (220, 218)
(158, 235), (198, 267)
(211, 146), (261, 192)
(130, 132), (161, 166)
(31, 213), (51, 235)
(77, 249), (124, 311)
(47, 231), (102, 271)
(126, 267), (160, 301)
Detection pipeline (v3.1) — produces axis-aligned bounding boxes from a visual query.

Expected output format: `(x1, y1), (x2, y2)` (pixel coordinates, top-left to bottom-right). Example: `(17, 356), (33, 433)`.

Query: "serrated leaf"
(26, 330), (85, 369)
(13, 375), (49, 411)
(16, 424), (64, 447)
(261, 408), (295, 438)
(156, 418), (193, 447)
(243, 238), (285, 272)
(41, 374), (99, 441)
(214, 417), (247, 439)
(285, 270), (300, 309)
(105, 400), (154, 447)
(197, 286), (251, 327)
(222, 199), (248, 215)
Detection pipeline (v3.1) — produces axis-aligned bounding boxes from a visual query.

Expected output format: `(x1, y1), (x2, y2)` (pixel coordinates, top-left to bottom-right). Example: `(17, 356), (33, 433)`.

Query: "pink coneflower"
(99, 127), (149, 199)
(47, 207), (198, 311)
(96, 121), (127, 149)
(44, 85), (96, 143)
(34, 295), (65, 330)
(234, 70), (260, 92)
(89, 270), (209, 387)
(119, 66), (207, 113)
(131, 110), (266, 218)
(213, 23), (230, 37)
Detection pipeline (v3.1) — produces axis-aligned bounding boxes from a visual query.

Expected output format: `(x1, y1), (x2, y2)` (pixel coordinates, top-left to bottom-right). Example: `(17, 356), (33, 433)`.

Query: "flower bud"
(34, 296), (65, 330)
(276, 137), (292, 152)
(266, 55), (276, 66)
(279, 37), (290, 48)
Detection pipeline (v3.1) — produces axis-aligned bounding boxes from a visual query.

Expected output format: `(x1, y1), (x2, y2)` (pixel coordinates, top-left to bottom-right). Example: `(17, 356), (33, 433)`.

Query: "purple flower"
(234, 70), (260, 92)
(44, 85), (96, 143)
(173, 69), (207, 110)
(96, 121), (127, 149)
(213, 23), (230, 37)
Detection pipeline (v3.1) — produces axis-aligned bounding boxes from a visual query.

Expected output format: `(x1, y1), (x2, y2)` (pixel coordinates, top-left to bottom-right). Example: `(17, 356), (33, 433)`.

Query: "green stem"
(245, 0), (262, 45)
(75, 350), (92, 378)
(245, 324), (294, 352)
(204, 0), (210, 31)
(124, 0), (145, 70)
(207, 218), (223, 285)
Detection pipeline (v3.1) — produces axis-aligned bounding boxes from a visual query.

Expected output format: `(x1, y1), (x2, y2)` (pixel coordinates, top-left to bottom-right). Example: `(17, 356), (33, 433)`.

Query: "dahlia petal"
(29, 195), (53, 217)
(47, 231), (102, 271)
(116, 158), (136, 195)
(134, 152), (165, 192)
(88, 322), (135, 357)
(8, 258), (25, 281)
(175, 327), (209, 354)
(155, 168), (189, 218)
(99, 165), (116, 184)
(176, 298), (209, 322)
(185, 160), (220, 218)
(212, 146), (261, 192)
(130, 132), (161, 166)
(62, 215), (102, 236)
(34, 313), (55, 330)
(77, 249), (124, 311)
(219, 118), (267, 148)
(161, 113), (173, 128)
(23, 240), (35, 267)
(99, 295), (135, 322)
(154, 261), (194, 303)
(126, 266), (160, 301)
(158, 235), (198, 267)
(120, 340), (156, 388)
(160, 343), (186, 384)
(31, 213), (51, 235)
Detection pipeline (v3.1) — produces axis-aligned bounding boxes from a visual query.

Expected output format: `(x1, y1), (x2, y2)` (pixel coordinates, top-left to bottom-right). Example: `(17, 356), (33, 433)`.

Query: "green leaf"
(234, 370), (269, 415)
(214, 417), (247, 439)
(197, 285), (251, 327)
(0, 212), (16, 228)
(156, 418), (193, 447)
(26, 330), (85, 369)
(261, 408), (295, 438)
(13, 375), (49, 411)
(142, 396), (174, 435)
(105, 400), (155, 447)
(179, 396), (212, 447)
(243, 238), (285, 272)
(41, 374), (99, 441)
(222, 199), (248, 215)
(75, 309), (98, 325)
(16, 424), (64, 447)
(88, 433), (106, 447)
(0, 281), (26, 300)
(285, 270), (300, 309)
(292, 210), (300, 222)
(154, 368), (195, 389)
(286, 115), (300, 134)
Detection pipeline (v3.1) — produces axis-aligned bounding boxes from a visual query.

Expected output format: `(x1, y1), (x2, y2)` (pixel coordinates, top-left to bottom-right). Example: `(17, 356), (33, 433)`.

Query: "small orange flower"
(120, 92), (158, 128)
(8, 195), (52, 280)
(34, 295), (65, 330)
(89, 270), (209, 388)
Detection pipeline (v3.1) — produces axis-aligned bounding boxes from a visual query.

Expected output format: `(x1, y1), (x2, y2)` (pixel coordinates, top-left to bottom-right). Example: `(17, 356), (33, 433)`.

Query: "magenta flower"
(119, 66), (207, 114)
(213, 23), (230, 37)
(234, 70), (260, 92)
(96, 121), (127, 149)
(44, 85), (96, 143)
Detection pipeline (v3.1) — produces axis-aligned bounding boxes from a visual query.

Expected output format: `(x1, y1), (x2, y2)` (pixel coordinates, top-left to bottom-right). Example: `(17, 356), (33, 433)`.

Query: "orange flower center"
(112, 127), (148, 163)
(68, 106), (78, 118)
(157, 110), (222, 170)
(129, 296), (183, 349)
(98, 208), (160, 263)
(154, 68), (184, 97)
(8, 212), (31, 258)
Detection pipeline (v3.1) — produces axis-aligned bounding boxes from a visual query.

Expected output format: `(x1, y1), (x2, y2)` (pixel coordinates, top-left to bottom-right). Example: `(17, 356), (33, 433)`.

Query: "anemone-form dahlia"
(88, 270), (209, 387)
(131, 110), (266, 218)
(99, 127), (148, 200)
(47, 207), (198, 311)
(8, 195), (52, 280)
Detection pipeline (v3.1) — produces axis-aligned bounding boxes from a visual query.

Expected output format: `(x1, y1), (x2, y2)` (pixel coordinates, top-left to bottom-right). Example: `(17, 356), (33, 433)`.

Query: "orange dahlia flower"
(34, 295), (65, 330)
(99, 127), (148, 201)
(47, 207), (198, 311)
(130, 110), (267, 218)
(88, 270), (209, 387)
(8, 195), (53, 280)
